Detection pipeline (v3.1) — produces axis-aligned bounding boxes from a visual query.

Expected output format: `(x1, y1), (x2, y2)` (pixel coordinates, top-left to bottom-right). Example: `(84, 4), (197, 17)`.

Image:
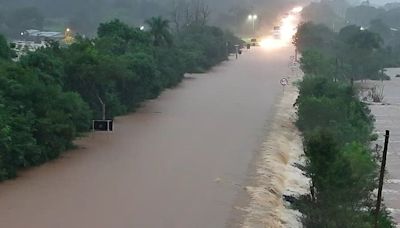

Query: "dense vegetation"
(0, 18), (241, 181)
(301, 1), (400, 67)
(294, 22), (390, 81)
(294, 77), (394, 227)
(293, 22), (395, 227)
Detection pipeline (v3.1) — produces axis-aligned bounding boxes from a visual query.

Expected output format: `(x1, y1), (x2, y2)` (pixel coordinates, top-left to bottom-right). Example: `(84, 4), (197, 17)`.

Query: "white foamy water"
(383, 189), (400, 194)
(387, 179), (400, 184)
(242, 84), (309, 228)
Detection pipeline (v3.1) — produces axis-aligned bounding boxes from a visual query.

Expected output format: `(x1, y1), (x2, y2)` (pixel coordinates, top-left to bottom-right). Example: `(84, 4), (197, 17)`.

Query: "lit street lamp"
(20, 31), (25, 41)
(248, 14), (258, 36)
(64, 28), (74, 45)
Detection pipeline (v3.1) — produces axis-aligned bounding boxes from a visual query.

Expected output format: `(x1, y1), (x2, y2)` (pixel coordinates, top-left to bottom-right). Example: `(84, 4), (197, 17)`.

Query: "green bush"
(295, 76), (394, 227)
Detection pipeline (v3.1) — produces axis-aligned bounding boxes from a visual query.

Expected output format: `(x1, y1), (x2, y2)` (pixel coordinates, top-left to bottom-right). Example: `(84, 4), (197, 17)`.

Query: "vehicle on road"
(273, 26), (281, 39)
(250, 38), (258, 46)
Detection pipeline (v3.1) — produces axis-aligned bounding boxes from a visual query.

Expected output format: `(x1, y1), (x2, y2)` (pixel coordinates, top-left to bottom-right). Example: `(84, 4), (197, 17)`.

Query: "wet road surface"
(0, 47), (293, 228)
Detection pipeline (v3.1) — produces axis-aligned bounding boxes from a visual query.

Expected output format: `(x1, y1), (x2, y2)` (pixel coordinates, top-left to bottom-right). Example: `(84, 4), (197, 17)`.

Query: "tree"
(189, 0), (210, 26)
(338, 26), (383, 79)
(294, 76), (392, 227)
(0, 58), (90, 179)
(300, 49), (337, 79)
(170, 0), (188, 33)
(379, 7), (400, 29)
(369, 19), (392, 43)
(0, 34), (14, 60)
(293, 22), (337, 55)
(302, 130), (377, 227)
(96, 19), (151, 55)
(146, 16), (172, 46)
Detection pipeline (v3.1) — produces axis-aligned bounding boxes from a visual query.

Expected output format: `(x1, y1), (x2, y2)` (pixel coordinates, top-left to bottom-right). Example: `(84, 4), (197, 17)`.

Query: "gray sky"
(347, 0), (400, 5)
(369, 0), (400, 5)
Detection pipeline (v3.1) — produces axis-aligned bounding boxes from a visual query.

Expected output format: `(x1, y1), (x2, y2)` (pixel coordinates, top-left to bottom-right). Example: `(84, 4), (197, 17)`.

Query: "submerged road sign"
(93, 120), (113, 132)
(280, 78), (289, 86)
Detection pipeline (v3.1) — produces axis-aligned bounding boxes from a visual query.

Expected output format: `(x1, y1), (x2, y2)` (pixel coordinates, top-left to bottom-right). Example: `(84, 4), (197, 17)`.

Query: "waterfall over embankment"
(241, 83), (309, 228)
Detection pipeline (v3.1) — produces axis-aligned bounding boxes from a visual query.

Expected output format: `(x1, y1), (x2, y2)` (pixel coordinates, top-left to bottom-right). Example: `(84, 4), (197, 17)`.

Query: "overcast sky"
(347, 0), (399, 5)
(368, 0), (400, 5)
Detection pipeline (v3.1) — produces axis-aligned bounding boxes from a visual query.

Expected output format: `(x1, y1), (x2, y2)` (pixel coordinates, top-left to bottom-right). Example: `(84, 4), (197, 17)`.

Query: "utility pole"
(335, 57), (338, 82)
(226, 41), (229, 57)
(374, 130), (390, 228)
(235, 44), (239, 59)
(98, 96), (106, 120)
(252, 18), (255, 35)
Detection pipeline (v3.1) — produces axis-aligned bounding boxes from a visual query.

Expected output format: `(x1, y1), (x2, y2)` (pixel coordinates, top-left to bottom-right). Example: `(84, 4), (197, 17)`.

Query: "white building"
(11, 29), (65, 61)
(11, 40), (46, 61)
(22, 29), (64, 42)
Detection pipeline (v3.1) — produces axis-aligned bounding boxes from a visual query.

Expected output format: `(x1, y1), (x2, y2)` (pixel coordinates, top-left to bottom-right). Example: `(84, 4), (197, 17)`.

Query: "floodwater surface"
(0, 47), (294, 228)
(368, 69), (400, 226)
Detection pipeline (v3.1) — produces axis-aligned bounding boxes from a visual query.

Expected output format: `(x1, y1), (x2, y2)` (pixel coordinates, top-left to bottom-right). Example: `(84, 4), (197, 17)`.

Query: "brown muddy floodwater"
(366, 69), (400, 227)
(0, 47), (294, 228)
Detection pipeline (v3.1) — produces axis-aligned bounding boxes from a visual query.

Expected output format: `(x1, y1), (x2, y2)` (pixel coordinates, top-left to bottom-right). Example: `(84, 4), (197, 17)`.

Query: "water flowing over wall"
(241, 84), (309, 228)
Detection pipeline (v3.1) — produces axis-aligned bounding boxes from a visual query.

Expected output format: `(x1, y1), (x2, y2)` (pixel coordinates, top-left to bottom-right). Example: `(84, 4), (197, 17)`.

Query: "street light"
(64, 28), (74, 45)
(248, 14), (258, 35)
(20, 31), (25, 41)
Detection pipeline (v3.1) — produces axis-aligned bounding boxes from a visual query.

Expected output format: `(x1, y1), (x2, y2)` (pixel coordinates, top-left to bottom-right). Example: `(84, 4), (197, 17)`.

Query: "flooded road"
(0, 47), (294, 228)
(368, 69), (400, 226)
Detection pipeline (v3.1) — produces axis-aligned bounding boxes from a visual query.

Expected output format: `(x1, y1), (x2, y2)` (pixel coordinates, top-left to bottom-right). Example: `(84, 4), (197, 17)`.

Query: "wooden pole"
(374, 130), (390, 228)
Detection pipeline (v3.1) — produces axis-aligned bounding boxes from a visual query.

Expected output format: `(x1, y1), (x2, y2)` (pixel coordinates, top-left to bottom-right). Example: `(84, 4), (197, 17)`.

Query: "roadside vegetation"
(293, 21), (395, 227)
(294, 22), (390, 81)
(301, 1), (400, 67)
(0, 18), (241, 181)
